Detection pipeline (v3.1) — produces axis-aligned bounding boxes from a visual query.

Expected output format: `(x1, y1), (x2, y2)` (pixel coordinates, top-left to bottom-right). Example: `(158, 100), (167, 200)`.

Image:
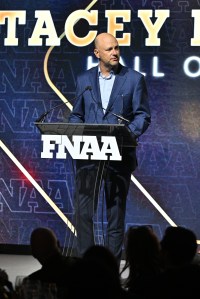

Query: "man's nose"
(112, 48), (118, 55)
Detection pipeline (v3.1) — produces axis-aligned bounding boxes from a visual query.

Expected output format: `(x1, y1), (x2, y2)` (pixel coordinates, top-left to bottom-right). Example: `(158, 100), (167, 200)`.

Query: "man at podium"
(68, 32), (151, 265)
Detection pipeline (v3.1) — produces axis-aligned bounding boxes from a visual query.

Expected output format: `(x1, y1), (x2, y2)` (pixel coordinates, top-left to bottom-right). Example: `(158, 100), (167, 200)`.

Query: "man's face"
(94, 35), (120, 69)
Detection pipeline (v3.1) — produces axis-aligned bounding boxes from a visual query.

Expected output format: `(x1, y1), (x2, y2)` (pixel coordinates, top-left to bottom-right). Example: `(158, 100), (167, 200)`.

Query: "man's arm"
(128, 75), (151, 138)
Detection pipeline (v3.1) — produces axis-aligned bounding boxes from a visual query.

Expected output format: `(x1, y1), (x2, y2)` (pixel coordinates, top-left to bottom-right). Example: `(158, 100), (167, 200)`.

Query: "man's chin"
(111, 60), (119, 66)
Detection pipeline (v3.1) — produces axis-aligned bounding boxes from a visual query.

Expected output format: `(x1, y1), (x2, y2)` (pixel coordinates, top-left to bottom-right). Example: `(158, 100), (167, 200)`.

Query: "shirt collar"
(98, 67), (114, 79)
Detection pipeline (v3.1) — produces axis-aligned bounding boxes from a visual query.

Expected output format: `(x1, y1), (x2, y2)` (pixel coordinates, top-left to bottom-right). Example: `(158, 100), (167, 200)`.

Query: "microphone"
(88, 87), (130, 124)
(110, 112), (130, 124)
(36, 86), (91, 123)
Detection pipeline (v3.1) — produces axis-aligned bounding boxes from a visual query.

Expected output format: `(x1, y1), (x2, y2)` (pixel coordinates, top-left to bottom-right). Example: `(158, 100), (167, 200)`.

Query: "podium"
(34, 122), (138, 253)
(35, 122), (137, 150)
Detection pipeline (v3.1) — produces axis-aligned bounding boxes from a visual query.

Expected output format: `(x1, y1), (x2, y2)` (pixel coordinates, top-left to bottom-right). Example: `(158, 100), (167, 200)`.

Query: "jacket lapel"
(105, 65), (127, 114)
(88, 65), (128, 114)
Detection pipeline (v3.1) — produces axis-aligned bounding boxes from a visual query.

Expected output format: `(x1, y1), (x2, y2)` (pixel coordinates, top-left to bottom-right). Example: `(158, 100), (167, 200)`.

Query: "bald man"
(68, 33), (151, 264)
(27, 227), (78, 294)
(30, 227), (60, 265)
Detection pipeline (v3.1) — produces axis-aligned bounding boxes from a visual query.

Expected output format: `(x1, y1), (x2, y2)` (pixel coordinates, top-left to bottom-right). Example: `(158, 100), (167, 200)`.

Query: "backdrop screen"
(0, 0), (200, 250)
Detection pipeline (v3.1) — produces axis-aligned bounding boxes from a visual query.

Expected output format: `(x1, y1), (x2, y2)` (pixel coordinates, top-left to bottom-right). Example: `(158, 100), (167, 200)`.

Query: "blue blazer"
(69, 64), (151, 172)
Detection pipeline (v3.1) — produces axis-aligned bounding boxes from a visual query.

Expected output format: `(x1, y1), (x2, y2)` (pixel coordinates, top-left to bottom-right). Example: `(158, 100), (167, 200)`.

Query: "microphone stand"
(36, 86), (92, 123)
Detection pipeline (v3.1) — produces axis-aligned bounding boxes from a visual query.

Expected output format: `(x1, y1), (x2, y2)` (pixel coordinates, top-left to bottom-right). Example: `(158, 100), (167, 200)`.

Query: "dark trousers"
(73, 160), (131, 262)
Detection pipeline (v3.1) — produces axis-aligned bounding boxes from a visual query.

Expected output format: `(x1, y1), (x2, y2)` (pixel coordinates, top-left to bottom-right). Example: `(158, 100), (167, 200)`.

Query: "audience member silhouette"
(160, 226), (197, 268)
(82, 245), (131, 298)
(121, 225), (162, 298)
(67, 244), (130, 299)
(26, 227), (78, 298)
(9, 225), (200, 299)
(156, 226), (200, 299)
(0, 268), (13, 299)
(83, 244), (119, 275)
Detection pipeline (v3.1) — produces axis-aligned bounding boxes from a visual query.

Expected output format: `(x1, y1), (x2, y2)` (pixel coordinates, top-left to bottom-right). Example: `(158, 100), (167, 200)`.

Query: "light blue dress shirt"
(99, 69), (116, 112)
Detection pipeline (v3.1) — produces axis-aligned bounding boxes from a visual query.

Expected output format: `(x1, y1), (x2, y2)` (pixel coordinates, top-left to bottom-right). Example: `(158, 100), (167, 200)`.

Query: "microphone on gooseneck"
(110, 112), (130, 124)
(36, 86), (91, 123)
(88, 86), (130, 124)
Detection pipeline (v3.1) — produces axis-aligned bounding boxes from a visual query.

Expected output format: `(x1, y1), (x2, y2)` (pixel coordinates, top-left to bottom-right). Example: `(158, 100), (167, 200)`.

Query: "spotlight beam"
(0, 140), (76, 236)
(131, 174), (200, 245)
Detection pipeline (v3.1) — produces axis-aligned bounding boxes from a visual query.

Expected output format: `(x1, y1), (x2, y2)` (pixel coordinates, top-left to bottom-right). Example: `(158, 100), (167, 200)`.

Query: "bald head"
(94, 33), (118, 49)
(94, 33), (120, 74)
(30, 227), (60, 264)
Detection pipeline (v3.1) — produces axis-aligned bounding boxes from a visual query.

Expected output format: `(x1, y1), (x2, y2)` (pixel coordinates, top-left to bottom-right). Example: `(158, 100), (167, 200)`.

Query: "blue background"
(0, 0), (200, 250)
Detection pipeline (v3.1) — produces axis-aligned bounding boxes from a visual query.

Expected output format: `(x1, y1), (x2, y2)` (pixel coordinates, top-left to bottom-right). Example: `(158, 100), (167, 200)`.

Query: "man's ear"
(94, 48), (99, 59)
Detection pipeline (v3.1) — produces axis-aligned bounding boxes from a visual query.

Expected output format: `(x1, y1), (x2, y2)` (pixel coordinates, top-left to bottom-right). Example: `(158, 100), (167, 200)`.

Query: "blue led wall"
(0, 0), (200, 250)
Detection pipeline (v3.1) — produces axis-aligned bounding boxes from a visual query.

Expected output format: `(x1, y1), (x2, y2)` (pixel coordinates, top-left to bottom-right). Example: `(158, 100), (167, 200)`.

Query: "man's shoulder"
(77, 66), (97, 78)
(118, 64), (144, 78)
(125, 66), (143, 77)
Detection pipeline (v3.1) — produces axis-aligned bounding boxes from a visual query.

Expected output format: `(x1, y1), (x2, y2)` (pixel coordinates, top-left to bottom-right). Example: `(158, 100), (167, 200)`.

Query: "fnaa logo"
(41, 135), (122, 161)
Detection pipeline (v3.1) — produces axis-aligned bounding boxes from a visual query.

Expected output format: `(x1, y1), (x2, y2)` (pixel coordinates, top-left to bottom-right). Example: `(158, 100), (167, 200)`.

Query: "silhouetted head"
(67, 256), (122, 299)
(160, 226), (197, 267)
(83, 245), (120, 282)
(83, 245), (118, 270)
(124, 225), (161, 272)
(30, 227), (61, 265)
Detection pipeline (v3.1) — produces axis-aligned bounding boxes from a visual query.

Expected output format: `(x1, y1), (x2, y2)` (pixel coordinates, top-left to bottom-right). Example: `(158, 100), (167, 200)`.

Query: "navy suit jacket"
(69, 64), (151, 172)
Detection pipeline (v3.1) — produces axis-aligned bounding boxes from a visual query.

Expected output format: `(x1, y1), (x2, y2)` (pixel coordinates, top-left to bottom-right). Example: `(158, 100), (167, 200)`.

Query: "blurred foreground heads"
(67, 244), (130, 299)
(158, 226), (200, 299)
(121, 225), (161, 298)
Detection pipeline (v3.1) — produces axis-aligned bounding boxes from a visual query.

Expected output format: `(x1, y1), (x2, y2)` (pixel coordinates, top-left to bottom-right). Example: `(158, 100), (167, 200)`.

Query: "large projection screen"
(1, 0), (200, 252)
